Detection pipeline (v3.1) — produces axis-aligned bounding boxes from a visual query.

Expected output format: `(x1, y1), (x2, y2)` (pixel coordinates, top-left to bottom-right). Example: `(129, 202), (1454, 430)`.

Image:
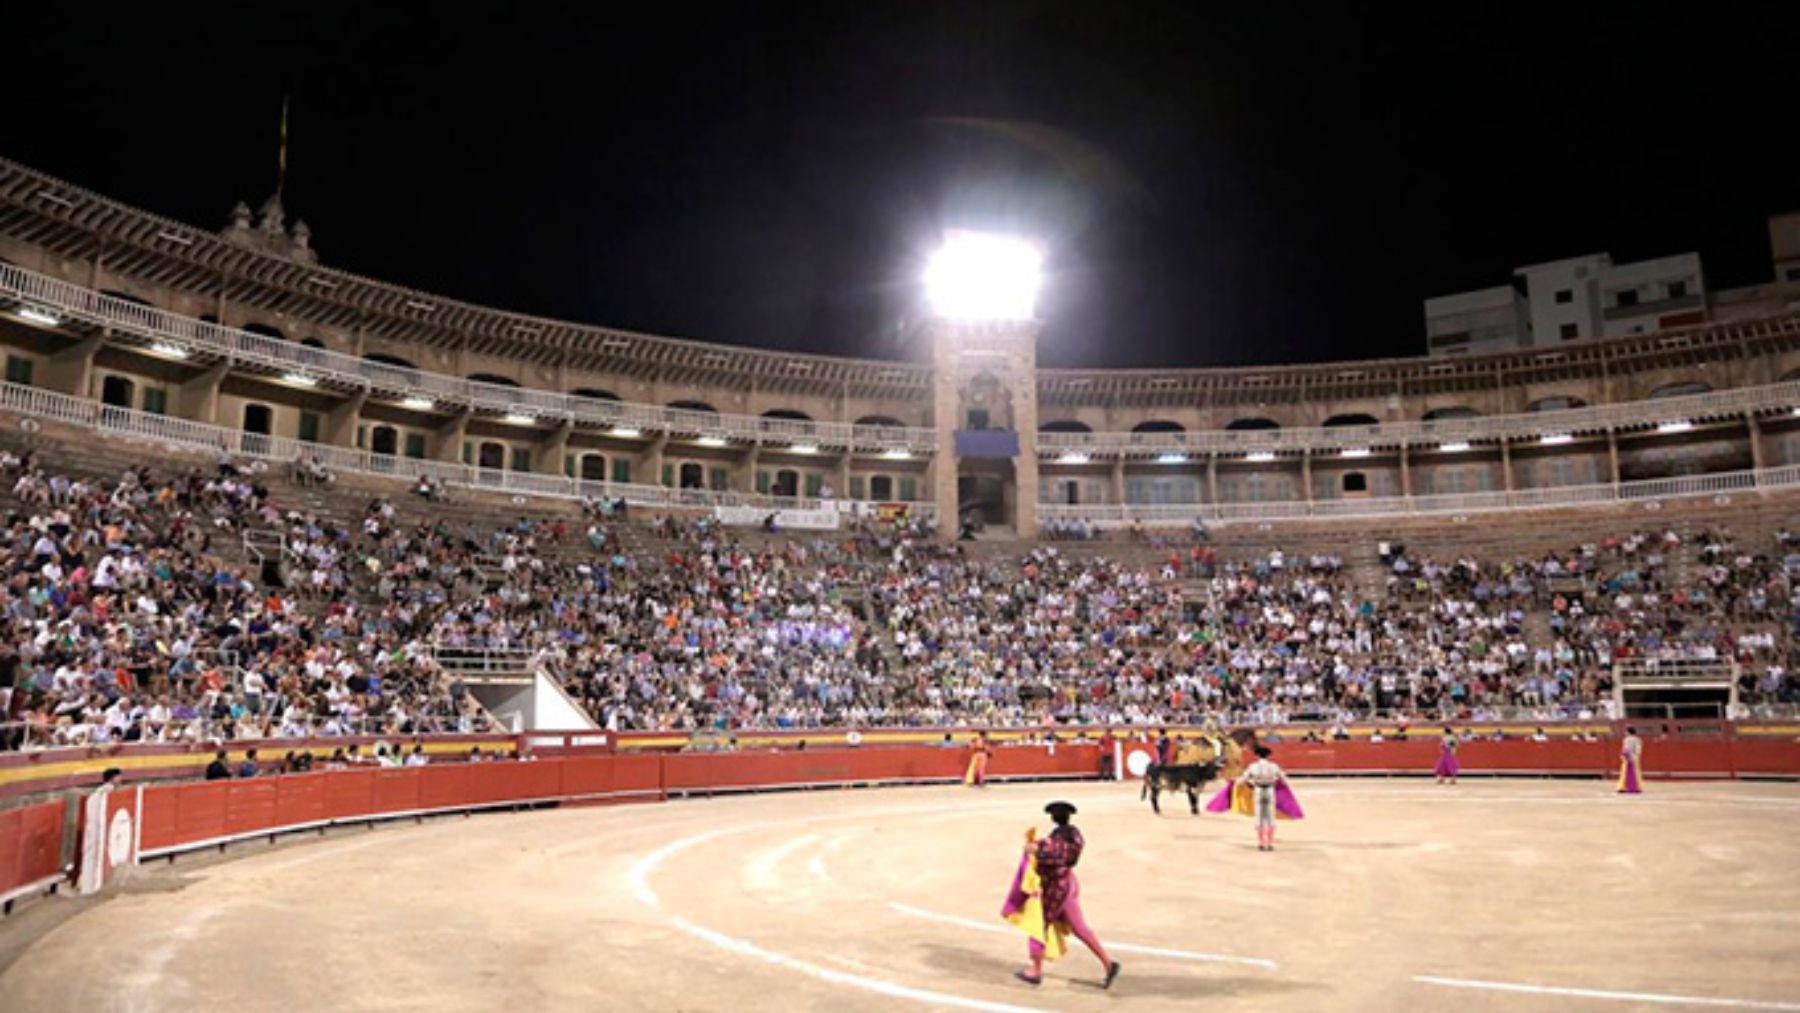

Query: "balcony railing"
(1036, 462), (1800, 527)
(0, 380), (938, 521)
(4, 260), (1798, 461)
(0, 262), (938, 454)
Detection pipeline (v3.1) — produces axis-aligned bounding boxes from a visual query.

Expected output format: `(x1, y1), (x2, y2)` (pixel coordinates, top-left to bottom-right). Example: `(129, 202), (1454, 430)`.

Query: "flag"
(277, 96), (290, 196)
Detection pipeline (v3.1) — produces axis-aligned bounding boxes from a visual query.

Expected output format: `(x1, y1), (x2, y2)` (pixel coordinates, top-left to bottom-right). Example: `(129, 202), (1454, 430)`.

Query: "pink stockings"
(1027, 877), (1112, 976)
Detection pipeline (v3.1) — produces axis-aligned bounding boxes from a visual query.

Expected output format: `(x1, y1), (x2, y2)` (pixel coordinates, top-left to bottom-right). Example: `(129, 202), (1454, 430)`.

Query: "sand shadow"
(914, 943), (1325, 1000)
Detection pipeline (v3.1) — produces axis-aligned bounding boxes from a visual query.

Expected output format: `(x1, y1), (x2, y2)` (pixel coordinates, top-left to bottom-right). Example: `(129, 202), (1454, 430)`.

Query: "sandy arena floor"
(3, 778), (1799, 1012)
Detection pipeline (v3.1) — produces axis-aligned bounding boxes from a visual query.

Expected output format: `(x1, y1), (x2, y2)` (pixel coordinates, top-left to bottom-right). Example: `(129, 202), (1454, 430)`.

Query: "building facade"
(2, 157), (1800, 536)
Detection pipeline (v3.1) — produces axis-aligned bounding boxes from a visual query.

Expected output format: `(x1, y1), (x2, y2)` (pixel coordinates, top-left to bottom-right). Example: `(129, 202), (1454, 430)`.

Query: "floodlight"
(400, 397), (434, 410)
(1539, 433), (1572, 446)
(150, 342), (190, 360)
(503, 413), (535, 425)
(1341, 447), (1371, 459)
(612, 426), (642, 438)
(17, 307), (59, 327)
(1157, 453), (1188, 464)
(283, 373), (317, 387)
(1439, 441), (1472, 453)
(697, 436), (727, 448)
(1245, 451), (1276, 463)
(924, 231), (1043, 321)
(1655, 420), (1693, 434)
(1058, 452), (1090, 465)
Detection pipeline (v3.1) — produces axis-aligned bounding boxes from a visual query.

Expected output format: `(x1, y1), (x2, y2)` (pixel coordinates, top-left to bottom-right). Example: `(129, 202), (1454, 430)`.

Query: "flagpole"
(277, 95), (289, 200)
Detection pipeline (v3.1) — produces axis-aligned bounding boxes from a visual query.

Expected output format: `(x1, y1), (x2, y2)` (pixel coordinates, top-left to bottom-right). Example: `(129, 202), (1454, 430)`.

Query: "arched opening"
(242, 323), (286, 341)
(579, 453), (607, 482)
(242, 403), (272, 435)
(1650, 381), (1711, 399)
(1226, 417), (1281, 431)
(100, 290), (154, 308)
(1132, 420), (1185, 433)
(300, 338), (326, 349)
(469, 373), (519, 387)
(1040, 419), (1093, 433)
(855, 415), (905, 428)
(773, 469), (800, 497)
(1324, 413), (1381, 428)
(369, 425), (399, 457)
(1423, 406), (1480, 421)
(761, 409), (812, 420)
(669, 400), (717, 413)
(678, 462), (705, 489)
(572, 388), (620, 401)
(1784, 366), (1800, 382)
(1529, 396), (1587, 412)
(869, 475), (894, 500)
(100, 375), (135, 408)
(364, 352), (417, 369)
(1343, 472), (1368, 493)
(477, 442), (506, 470)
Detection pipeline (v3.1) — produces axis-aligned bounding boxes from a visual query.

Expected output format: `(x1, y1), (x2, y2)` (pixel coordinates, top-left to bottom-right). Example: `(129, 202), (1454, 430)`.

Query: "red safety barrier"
(0, 800), (64, 905)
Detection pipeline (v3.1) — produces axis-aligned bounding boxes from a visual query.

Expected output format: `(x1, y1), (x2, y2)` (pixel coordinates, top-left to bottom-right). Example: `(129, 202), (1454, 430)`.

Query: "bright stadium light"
(696, 436), (727, 448)
(282, 372), (317, 387)
(1246, 451), (1276, 463)
(16, 307), (60, 327)
(503, 412), (535, 425)
(883, 448), (912, 460)
(1439, 441), (1472, 453)
(790, 443), (818, 455)
(1057, 452), (1090, 465)
(1656, 420), (1693, 434)
(612, 426), (642, 438)
(149, 342), (190, 360)
(400, 397), (434, 410)
(1539, 433), (1573, 446)
(924, 231), (1043, 321)
(1341, 447), (1371, 459)
(1157, 453), (1188, 465)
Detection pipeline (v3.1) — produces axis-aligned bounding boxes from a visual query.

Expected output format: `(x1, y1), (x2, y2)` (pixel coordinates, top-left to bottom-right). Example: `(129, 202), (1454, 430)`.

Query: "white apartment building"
(1427, 250), (1706, 356)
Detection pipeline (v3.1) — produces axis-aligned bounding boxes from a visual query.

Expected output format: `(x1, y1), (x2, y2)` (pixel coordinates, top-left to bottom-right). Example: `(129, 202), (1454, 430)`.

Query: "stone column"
(1399, 443), (1412, 498)
(1746, 413), (1765, 472)
(1500, 437), (1515, 493)
(1110, 458), (1126, 505)
(1606, 429), (1622, 487)
(38, 334), (103, 398)
(1301, 451), (1314, 503)
(1206, 454), (1219, 504)
(323, 390), (367, 448)
(430, 409), (470, 465)
(536, 420), (573, 477)
(175, 362), (230, 425)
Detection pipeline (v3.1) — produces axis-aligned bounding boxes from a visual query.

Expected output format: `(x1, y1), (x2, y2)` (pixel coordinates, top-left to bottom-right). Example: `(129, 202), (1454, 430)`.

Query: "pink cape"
(1204, 778), (1305, 819)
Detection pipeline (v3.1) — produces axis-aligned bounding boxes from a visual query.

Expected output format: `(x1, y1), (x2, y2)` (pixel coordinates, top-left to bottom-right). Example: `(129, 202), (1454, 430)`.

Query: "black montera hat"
(1044, 801), (1077, 819)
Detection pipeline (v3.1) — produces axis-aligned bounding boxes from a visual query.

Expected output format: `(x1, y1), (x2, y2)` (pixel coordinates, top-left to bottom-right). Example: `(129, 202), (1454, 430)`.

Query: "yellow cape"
(1004, 851), (1069, 961)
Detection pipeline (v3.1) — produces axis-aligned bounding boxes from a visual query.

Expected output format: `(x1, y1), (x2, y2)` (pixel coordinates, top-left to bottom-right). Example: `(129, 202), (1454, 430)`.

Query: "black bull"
(1140, 758), (1223, 814)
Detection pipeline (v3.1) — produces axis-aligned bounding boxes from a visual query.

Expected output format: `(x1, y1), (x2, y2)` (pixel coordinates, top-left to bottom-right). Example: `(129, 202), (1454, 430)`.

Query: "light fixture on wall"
(1439, 441), (1472, 453)
(503, 413), (535, 425)
(1245, 451), (1276, 463)
(1058, 452), (1090, 465)
(883, 448), (912, 460)
(696, 436), (727, 448)
(1655, 420), (1693, 434)
(612, 426), (642, 438)
(790, 444), (818, 455)
(1157, 453), (1188, 464)
(16, 307), (59, 327)
(400, 397), (434, 410)
(282, 373), (317, 387)
(1341, 447), (1371, 459)
(1539, 433), (1573, 445)
(149, 342), (190, 360)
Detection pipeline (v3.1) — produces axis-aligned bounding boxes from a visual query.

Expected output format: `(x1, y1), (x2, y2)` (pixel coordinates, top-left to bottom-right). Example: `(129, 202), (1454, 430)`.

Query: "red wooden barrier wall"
(0, 800), (65, 905)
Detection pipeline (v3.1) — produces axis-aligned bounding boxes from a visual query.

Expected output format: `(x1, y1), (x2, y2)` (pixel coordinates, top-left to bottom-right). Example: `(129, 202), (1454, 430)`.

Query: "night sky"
(7, 5), (1798, 369)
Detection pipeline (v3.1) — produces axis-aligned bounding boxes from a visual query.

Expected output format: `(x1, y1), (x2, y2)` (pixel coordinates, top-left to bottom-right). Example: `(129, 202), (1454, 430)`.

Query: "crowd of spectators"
(1, 445), (1795, 751)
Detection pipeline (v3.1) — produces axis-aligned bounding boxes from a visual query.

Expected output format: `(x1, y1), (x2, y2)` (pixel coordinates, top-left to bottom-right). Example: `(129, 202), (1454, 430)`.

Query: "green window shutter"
(4, 357), (33, 386)
(661, 463), (675, 487)
(612, 458), (631, 484)
(755, 470), (771, 494)
(899, 476), (917, 501)
(849, 475), (865, 500)
(461, 442), (473, 464)
(511, 448), (532, 473)
(709, 467), (729, 491)
(804, 473), (822, 496)
(141, 387), (167, 415)
(297, 411), (321, 443)
(564, 454), (576, 477)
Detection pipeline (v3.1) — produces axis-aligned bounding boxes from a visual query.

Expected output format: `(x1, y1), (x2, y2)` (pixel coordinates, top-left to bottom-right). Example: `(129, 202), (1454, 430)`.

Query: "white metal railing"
(7, 262), (1800, 462)
(0, 262), (938, 453)
(1035, 463), (1800, 527)
(0, 379), (937, 520)
(1614, 658), (1739, 682)
(1037, 371), (1800, 456)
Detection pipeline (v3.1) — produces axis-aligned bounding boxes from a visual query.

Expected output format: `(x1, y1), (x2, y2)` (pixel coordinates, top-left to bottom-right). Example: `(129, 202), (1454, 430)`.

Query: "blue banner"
(954, 429), (1020, 459)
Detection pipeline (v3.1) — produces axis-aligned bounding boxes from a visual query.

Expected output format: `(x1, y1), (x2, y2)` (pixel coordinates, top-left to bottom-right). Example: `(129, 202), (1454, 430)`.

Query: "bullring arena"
(4, 760), (1800, 1012)
(2, 119), (1800, 1011)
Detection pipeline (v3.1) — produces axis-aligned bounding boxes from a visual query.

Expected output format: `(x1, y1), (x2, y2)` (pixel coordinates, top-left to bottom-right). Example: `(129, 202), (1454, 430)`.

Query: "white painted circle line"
(1414, 975), (1800, 1010)
(888, 902), (1279, 970)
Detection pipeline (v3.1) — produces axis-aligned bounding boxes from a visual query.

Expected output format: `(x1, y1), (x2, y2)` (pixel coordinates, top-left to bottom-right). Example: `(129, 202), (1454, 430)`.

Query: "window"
(661, 463), (675, 487)
(1615, 289), (1638, 308)
(1559, 323), (1579, 340)
(869, 475), (894, 500)
(141, 387), (167, 415)
(580, 454), (607, 482)
(1343, 472), (1368, 494)
(678, 463), (705, 489)
(404, 433), (427, 459)
(298, 411), (321, 444)
(805, 473), (823, 497)
(4, 356), (32, 386)
(898, 476), (916, 501)
(611, 458), (630, 484)
(510, 448), (531, 473)
(1786, 267), (1800, 283)
(564, 454), (576, 478)
(462, 442), (474, 465)
(1667, 280), (1687, 299)
(756, 470), (771, 494)
(849, 475), (865, 500)
(369, 426), (398, 456)
(773, 469), (799, 497)
(709, 467), (730, 492)
(101, 375), (135, 408)
(478, 442), (505, 470)
(966, 409), (990, 431)
(1554, 289), (1573, 304)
